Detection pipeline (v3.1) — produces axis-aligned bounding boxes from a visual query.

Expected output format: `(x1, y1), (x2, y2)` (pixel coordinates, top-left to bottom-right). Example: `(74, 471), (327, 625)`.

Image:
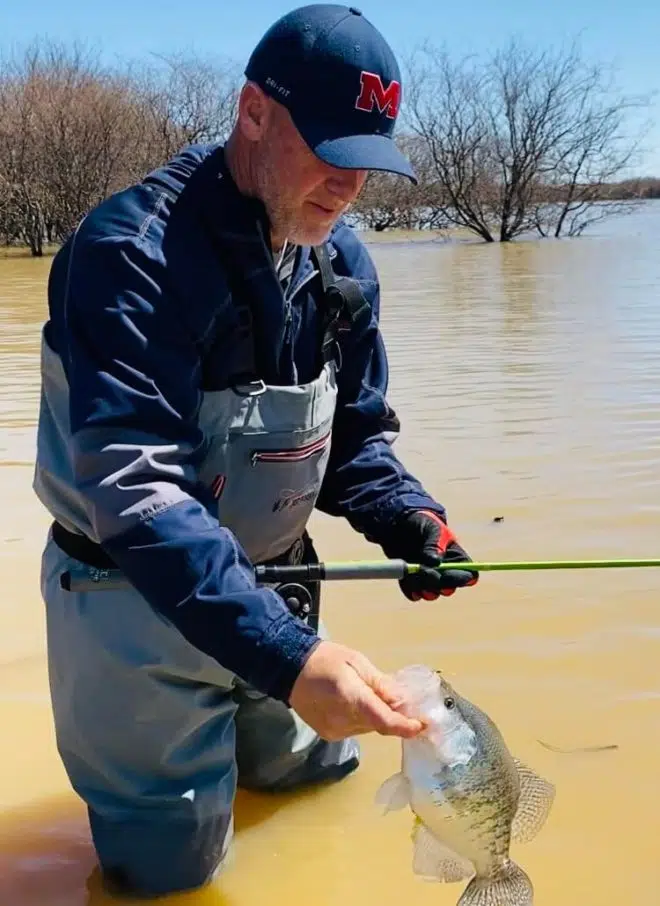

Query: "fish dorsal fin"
(411, 817), (474, 883)
(511, 758), (556, 844)
(374, 771), (410, 813)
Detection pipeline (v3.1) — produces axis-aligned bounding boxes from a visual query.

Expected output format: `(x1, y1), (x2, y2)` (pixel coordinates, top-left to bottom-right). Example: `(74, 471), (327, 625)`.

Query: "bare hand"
(289, 641), (424, 741)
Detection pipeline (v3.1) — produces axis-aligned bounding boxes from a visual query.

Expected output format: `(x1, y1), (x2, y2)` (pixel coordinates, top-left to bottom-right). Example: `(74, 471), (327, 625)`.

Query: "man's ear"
(237, 81), (271, 142)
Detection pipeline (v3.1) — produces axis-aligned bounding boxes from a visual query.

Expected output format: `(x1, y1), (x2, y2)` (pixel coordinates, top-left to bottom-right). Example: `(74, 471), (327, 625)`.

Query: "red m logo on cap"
(355, 71), (401, 119)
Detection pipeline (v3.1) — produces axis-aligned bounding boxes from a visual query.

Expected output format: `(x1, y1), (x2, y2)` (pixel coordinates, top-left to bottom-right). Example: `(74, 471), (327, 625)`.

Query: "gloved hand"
(376, 509), (479, 601)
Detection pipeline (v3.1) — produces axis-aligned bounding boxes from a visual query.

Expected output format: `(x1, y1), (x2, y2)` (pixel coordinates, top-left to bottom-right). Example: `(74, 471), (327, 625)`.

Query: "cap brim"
(302, 131), (418, 184)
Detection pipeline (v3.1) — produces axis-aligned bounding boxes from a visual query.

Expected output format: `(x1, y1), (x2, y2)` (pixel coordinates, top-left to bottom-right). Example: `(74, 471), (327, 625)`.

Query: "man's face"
(251, 94), (368, 247)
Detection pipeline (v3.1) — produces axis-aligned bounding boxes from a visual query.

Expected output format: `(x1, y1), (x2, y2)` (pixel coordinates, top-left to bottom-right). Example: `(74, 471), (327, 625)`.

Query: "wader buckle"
(231, 378), (267, 397)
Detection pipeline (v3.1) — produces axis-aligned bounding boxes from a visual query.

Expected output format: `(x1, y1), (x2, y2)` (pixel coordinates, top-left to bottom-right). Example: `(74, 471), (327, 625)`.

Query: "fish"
(375, 665), (555, 906)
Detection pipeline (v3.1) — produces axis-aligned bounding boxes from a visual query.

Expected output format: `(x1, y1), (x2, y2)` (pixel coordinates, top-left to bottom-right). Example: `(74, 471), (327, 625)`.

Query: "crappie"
(375, 665), (555, 906)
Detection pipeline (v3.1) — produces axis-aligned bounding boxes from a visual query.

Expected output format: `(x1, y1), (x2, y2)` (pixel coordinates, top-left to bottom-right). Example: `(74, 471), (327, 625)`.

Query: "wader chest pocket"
(250, 431), (331, 467)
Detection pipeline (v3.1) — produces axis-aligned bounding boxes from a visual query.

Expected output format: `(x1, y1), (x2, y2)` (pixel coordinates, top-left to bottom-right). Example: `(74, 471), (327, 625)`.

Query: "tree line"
(0, 36), (655, 254)
(0, 41), (239, 255)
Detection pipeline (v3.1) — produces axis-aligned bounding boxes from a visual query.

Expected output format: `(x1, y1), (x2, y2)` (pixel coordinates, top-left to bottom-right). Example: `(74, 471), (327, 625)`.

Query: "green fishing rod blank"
(442, 558), (660, 572)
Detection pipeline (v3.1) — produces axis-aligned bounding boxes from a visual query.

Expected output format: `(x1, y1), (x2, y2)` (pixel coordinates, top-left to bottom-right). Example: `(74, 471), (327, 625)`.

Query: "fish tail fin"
(457, 860), (533, 906)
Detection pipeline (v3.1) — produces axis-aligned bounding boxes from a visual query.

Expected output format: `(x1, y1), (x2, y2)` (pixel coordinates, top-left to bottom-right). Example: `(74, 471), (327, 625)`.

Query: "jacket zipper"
(286, 265), (318, 305)
(282, 261), (319, 378)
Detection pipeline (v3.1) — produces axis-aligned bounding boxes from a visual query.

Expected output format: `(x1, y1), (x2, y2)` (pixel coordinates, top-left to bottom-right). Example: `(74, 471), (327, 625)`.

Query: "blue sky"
(3, 0), (659, 174)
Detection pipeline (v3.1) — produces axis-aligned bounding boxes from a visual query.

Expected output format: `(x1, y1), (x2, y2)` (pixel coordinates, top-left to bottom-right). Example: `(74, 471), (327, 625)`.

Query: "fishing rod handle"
(60, 560), (410, 593)
(254, 560), (409, 583)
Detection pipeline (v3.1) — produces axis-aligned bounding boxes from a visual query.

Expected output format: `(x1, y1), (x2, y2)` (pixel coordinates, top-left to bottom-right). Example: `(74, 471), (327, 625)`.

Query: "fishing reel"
(274, 581), (314, 622)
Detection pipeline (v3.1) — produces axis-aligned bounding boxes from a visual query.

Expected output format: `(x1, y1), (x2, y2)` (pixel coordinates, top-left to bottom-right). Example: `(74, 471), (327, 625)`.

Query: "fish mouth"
(391, 665), (444, 716)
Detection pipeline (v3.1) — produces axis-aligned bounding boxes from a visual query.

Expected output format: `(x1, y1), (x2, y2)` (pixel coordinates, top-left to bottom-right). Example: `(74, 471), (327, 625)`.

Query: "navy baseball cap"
(245, 4), (417, 183)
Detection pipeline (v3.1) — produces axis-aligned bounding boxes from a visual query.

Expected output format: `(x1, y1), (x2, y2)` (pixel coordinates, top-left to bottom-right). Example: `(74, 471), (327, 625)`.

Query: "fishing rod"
(59, 556), (660, 593)
(254, 557), (660, 583)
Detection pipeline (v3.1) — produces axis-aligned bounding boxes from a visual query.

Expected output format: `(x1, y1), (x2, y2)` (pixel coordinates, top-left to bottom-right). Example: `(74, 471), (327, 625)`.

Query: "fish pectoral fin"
(374, 771), (410, 813)
(411, 818), (474, 883)
(457, 860), (533, 906)
(511, 758), (556, 844)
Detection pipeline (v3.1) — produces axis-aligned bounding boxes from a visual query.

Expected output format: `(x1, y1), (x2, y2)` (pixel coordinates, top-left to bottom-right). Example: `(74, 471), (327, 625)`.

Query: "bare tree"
(0, 52), (51, 254)
(0, 40), (241, 254)
(25, 41), (156, 241)
(404, 38), (653, 241)
(0, 39), (149, 251)
(349, 136), (447, 231)
(129, 50), (240, 163)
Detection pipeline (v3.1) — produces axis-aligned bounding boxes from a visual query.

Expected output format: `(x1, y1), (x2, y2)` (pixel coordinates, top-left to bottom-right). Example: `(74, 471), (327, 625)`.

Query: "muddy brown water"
(1, 208), (659, 905)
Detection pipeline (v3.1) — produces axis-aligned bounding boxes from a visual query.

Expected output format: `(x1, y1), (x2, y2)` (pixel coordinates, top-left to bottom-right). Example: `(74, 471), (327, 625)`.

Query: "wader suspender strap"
(311, 243), (371, 371)
(225, 297), (262, 392)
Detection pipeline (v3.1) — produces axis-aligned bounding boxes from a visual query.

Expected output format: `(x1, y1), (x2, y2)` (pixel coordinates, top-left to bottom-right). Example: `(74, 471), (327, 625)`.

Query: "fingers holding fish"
(290, 641), (426, 741)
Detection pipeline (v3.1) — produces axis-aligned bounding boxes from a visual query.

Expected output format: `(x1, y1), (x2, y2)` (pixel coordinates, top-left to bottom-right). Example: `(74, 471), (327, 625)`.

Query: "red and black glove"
(376, 509), (479, 601)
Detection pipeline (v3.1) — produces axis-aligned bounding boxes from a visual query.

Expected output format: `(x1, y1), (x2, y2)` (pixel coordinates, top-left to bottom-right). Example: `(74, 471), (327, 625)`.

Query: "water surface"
(1, 207), (659, 905)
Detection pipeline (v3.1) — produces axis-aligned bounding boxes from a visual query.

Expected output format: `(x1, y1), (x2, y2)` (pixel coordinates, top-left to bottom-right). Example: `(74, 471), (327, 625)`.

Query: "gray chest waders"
(55, 241), (371, 635)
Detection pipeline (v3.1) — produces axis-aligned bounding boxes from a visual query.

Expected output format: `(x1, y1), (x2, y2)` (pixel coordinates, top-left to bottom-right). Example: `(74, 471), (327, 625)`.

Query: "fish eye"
(444, 697), (455, 710)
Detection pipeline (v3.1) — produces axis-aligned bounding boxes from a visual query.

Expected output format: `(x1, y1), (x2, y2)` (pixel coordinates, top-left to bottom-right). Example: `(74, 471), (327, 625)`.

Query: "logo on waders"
(273, 485), (318, 513)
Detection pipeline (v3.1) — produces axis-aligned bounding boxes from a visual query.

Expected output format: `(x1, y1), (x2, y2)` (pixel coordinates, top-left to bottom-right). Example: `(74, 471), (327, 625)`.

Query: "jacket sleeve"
(58, 232), (319, 703)
(315, 229), (447, 539)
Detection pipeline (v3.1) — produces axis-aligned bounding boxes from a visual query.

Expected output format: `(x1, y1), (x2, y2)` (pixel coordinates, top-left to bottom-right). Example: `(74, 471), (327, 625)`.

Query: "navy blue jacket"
(43, 143), (445, 701)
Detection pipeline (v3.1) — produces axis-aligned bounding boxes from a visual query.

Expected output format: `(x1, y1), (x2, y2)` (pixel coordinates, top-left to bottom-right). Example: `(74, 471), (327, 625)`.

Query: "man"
(33, 3), (478, 898)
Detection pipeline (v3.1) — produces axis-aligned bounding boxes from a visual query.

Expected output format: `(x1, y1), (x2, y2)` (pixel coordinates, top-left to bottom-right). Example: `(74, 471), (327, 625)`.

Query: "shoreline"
(0, 228), (478, 262)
